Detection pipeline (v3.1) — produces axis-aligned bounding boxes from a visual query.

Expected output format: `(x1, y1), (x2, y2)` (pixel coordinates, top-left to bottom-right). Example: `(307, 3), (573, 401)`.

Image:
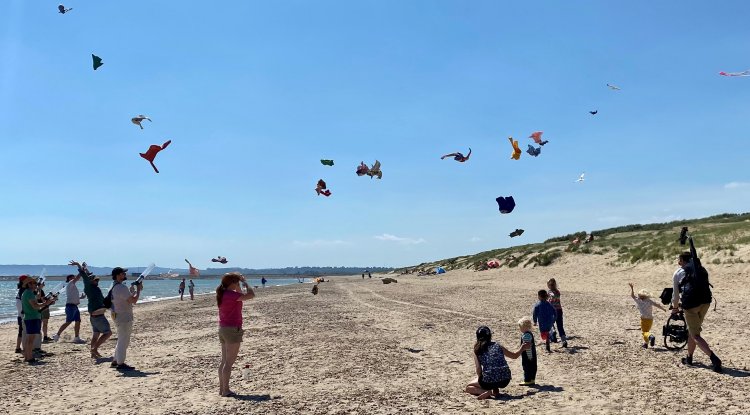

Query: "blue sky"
(1, 1), (749, 269)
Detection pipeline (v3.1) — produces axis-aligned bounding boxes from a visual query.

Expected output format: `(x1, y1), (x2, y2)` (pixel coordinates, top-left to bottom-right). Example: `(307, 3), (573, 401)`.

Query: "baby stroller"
(659, 288), (688, 350)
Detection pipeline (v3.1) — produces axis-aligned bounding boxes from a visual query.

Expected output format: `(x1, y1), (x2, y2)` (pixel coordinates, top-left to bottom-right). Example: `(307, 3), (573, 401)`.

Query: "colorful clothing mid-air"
(508, 137), (521, 160)
(139, 140), (171, 173)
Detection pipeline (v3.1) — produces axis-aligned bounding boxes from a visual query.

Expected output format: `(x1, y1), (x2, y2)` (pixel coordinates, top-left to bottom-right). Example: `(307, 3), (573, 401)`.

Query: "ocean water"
(1, 277), (306, 324)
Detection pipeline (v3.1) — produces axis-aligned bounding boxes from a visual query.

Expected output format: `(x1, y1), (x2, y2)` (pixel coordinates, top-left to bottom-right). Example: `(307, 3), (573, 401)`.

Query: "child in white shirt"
(629, 282), (666, 348)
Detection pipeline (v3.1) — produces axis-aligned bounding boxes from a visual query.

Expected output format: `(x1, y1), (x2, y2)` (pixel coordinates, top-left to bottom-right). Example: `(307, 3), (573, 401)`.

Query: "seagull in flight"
(606, 83), (621, 91)
(576, 173), (585, 182)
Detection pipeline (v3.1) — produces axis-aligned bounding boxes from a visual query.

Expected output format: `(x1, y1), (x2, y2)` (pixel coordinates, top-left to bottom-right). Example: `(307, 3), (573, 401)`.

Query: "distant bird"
(509, 229), (525, 238)
(589, 110), (598, 115)
(92, 54), (103, 70)
(131, 115), (152, 129)
(606, 83), (621, 91)
(529, 131), (548, 146)
(58, 4), (72, 14)
(576, 173), (585, 182)
(526, 145), (541, 157)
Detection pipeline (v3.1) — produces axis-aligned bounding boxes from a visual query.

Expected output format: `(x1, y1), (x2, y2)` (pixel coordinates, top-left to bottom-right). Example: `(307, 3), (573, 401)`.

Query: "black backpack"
(659, 288), (673, 306)
(678, 264), (712, 310)
(103, 287), (114, 309)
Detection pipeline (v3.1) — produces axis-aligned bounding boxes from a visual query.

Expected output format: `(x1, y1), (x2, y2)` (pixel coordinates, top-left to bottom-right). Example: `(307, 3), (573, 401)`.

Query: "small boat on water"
(160, 270), (180, 279)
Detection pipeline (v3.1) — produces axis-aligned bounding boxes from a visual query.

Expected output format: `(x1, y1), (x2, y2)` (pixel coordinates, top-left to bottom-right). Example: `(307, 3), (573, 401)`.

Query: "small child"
(533, 290), (557, 352)
(518, 317), (537, 386)
(547, 278), (568, 348)
(629, 282), (666, 348)
(465, 326), (528, 400)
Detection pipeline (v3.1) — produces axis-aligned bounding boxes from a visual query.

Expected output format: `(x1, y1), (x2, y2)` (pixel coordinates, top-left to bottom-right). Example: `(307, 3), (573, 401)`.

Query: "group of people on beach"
(178, 278), (195, 301)
(466, 253), (723, 400)
(15, 261), (144, 371)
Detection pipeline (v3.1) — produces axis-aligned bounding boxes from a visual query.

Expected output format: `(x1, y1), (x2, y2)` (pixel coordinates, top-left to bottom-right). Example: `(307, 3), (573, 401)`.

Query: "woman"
(216, 272), (255, 397)
(188, 279), (195, 300)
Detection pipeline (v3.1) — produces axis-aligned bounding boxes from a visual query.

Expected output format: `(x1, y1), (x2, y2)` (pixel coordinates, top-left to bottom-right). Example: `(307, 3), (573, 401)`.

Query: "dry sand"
(2, 254), (749, 414)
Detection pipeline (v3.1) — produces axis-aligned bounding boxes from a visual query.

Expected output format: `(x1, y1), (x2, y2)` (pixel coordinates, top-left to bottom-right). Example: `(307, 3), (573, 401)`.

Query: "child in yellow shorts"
(629, 282), (666, 348)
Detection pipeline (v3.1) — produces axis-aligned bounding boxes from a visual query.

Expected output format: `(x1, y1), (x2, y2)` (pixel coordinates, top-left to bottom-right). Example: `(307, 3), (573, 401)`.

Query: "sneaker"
(681, 355), (694, 366)
(116, 364), (135, 371)
(15, 348), (22, 354)
(710, 353), (723, 373)
(73, 337), (86, 344)
(519, 380), (535, 386)
(52, 334), (60, 342)
(649, 334), (655, 347)
(562, 341), (568, 348)
(110, 361), (118, 368)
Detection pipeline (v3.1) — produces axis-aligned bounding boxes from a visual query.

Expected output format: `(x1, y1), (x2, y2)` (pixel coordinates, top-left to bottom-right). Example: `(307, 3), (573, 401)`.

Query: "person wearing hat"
(70, 260), (112, 358)
(52, 274), (87, 344)
(110, 266), (142, 371)
(21, 276), (55, 363)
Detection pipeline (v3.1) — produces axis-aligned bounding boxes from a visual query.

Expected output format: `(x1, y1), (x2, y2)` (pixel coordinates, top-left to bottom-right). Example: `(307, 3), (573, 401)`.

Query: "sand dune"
(2, 254), (749, 414)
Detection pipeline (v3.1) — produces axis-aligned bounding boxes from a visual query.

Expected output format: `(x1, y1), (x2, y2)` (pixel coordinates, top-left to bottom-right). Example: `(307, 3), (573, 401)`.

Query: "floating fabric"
(526, 145), (541, 157)
(139, 140), (171, 173)
(131, 115), (152, 129)
(320, 159), (334, 166)
(589, 110), (598, 115)
(92, 54), (103, 70)
(529, 131), (548, 146)
(719, 70), (750, 77)
(440, 148), (471, 162)
(184, 259), (200, 276)
(496, 196), (516, 214)
(508, 137), (521, 160)
(315, 179), (331, 197)
(356, 162), (369, 176)
(58, 4), (72, 14)
(211, 256), (228, 264)
(509, 229), (524, 238)
(606, 83), (621, 90)
(486, 259), (500, 268)
(357, 160), (382, 179)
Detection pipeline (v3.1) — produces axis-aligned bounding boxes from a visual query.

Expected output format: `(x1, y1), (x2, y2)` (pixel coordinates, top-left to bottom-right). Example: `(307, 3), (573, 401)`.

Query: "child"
(518, 317), (537, 386)
(547, 278), (568, 348)
(629, 282), (666, 348)
(533, 290), (557, 352)
(465, 326), (528, 400)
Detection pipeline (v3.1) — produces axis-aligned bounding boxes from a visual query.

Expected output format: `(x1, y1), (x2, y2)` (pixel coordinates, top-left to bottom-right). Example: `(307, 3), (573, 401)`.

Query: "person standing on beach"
(671, 252), (722, 372)
(189, 279), (195, 300)
(179, 278), (186, 301)
(547, 278), (568, 348)
(21, 277), (55, 363)
(533, 290), (557, 352)
(518, 317), (537, 386)
(53, 274), (87, 344)
(70, 261), (112, 358)
(37, 281), (53, 343)
(216, 272), (255, 397)
(111, 267), (142, 371)
(261, 276), (267, 288)
(15, 276), (29, 354)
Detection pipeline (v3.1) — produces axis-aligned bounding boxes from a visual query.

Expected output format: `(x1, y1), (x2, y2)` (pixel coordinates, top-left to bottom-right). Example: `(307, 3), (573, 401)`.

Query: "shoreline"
(3, 266), (749, 414)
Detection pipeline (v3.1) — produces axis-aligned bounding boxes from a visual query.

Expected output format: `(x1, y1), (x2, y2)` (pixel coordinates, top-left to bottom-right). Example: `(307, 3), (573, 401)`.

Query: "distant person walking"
(111, 266), (143, 371)
(189, 279), (195, 300)
(261, 277), (267, 288)
(53, 274), (86, 344)
(216, 272), (255, 397)
(70, 261), (111, 358)
(179, 278), (186, 301)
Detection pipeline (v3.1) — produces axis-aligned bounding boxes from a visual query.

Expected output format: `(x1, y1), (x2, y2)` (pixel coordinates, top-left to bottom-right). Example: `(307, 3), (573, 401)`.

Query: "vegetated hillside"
(399, 213), (750, 273)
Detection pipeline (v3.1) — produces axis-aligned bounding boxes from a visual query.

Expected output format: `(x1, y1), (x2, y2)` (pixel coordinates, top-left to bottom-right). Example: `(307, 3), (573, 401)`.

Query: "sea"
(0, 276), (306, 324)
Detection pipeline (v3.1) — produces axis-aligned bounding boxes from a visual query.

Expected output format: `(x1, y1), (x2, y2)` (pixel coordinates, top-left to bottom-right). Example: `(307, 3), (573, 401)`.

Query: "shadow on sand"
(119, 369), (161, 378)
(689, 362), (750, 378)
(231, 394), (273, 402)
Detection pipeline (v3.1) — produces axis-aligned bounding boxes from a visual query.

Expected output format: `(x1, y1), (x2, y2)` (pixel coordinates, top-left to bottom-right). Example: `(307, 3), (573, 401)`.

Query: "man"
(53, 274), (87, 344)
(671, 252), (722, 372)
(21, 277), (55, 363)
(179, 278), (186, 301)
(70, 260), (112, 359)
(111, 266), (142, 371)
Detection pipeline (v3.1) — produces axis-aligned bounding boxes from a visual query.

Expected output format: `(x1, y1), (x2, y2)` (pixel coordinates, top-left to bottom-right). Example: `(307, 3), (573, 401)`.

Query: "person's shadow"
(231, 394), (273, 402)
(119, 369), (160, 378)
(690, 363), (750, 378)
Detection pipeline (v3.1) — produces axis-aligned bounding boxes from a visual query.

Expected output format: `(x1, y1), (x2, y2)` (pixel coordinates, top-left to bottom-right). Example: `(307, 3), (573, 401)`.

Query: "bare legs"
(90, 332), (111, 358)
(465, 378), (500, 400)
(219, 342), (241, 396)
(23, 334), (36, 361)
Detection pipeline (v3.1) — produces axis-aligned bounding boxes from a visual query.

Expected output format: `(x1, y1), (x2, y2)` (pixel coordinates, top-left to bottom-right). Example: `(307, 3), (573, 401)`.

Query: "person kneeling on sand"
(217, 273), (255, 397)
(465, 326), (528, 399)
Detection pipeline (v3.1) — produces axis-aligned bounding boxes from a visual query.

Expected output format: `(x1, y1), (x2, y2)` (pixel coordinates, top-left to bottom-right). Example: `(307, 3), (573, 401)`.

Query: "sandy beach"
(2, 254), (749, 414)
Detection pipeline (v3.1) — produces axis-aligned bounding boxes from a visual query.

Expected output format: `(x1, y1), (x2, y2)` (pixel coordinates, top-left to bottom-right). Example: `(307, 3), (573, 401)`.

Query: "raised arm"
(651, 299), (667, 312)
(628, 282), (636, 299)
(238, 276), (255, 301)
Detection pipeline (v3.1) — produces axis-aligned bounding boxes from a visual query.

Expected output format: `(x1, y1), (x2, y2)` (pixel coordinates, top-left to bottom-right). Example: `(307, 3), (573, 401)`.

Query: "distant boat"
(160, 270), (180, 279)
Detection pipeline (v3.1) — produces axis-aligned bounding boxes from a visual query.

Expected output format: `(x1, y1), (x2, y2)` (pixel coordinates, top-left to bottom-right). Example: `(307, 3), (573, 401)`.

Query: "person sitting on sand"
(179, 278), (186, 301)
(629, 282), (666, 348)
(533, 290), (557, 352)
(189, 279), (195, 300)
(465, 326), (528, 399)
(216, 272), (255, 397)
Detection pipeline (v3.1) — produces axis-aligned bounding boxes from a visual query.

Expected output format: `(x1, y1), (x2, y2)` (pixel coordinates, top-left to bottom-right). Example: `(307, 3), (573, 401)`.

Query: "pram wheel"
(662, 311), (688, 350)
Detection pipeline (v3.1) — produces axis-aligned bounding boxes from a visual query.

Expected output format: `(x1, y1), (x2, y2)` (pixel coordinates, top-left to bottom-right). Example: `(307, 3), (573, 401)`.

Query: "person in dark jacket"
(533, 290), (557, 352)
(70, 260), (112, 358)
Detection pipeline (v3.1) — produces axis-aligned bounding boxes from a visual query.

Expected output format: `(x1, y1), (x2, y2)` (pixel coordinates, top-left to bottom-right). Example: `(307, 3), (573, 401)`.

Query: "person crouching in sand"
(216, 272), (255, 397)
(465, 326), (528, 399)
(629, 283), (666, 348)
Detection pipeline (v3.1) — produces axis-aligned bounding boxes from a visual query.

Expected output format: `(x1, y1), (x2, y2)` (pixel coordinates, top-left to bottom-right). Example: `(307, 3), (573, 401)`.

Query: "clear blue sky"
(1, 1), (749, 269)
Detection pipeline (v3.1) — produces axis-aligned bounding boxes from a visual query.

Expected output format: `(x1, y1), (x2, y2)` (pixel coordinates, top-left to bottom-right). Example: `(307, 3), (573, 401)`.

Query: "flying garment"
(315, 179), (331, 197)
(719, 70), (750, 77)
(211, 256), (228, 264)
(440, 148), (471, 162)
(576, 173), (585, 182)
(496, 196), (516, 214)
(58, 4), (72, 14)
(509, 229), (524, 238)
(184, 259), (200, 277)
(508, 137), (521, 160)
(589, 110), (598, 115)
(139, 140), (171, 173)
(529, 131), (548, 146)
(356, 162), (369, 176)
(92, 54), (103, 70)
(320, 159), (334, 166)
(526, 145), (541, 157)
(131, 115), (152, 129)
(606, 83), (621, 90)
(357, 160), (382, 179)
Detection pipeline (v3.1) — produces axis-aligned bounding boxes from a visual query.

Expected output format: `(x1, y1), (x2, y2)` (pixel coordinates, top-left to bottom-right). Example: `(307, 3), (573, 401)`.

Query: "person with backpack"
(671, 252), (722, 372)
(110, 266), (143, 371)
(70, 260), (112, 359)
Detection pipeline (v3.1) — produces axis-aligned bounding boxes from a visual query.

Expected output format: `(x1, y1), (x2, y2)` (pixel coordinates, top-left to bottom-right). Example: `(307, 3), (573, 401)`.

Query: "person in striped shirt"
(518, 316), (537, 386)
(547, 278), (568, 348)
